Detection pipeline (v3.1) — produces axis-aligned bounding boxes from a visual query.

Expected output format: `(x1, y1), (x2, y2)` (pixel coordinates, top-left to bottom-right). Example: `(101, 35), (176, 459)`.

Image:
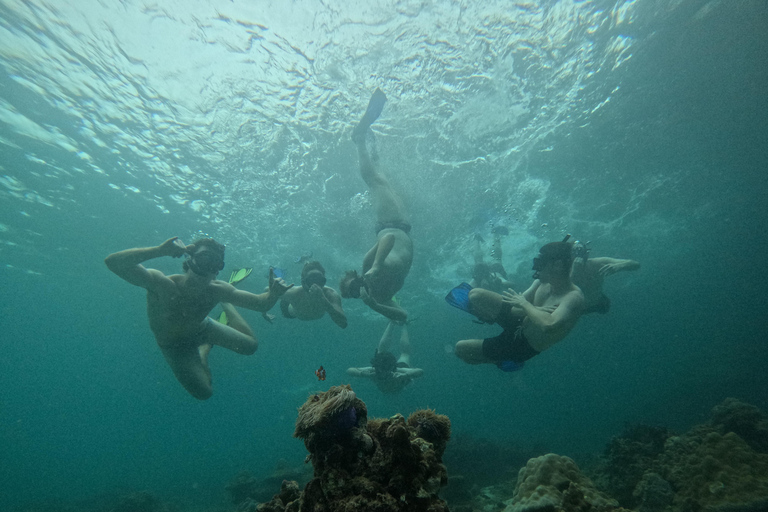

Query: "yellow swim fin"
(216, 311), (228, 325)
(228, 267), (253, 285)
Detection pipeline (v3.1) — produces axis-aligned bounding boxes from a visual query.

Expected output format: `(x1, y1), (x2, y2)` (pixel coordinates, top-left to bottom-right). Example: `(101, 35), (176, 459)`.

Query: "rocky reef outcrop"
(589, 397), (768, 512)
(253, 384), (451, 512)
(504, 453), (623, 512)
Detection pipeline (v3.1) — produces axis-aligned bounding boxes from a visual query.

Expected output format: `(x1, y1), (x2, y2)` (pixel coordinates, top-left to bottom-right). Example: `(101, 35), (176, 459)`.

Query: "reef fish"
(315, 366), (326, 381)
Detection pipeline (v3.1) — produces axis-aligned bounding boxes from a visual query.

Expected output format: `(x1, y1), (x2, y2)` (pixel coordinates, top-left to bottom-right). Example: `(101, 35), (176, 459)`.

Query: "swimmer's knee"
(455, 339), (484, 364)
(454, 340), (472, 361)
(241, 338), (258, 355)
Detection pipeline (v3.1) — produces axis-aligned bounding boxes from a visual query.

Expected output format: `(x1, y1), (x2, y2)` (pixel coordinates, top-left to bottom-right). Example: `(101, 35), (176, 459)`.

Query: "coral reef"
(709, 397), (768, 453)
(588, 397), (768, 512)
(591, 423), (673, 506)
(226, 463), (311, 508)
(256, 384), (451, 511)
(505, 453), (620, 512)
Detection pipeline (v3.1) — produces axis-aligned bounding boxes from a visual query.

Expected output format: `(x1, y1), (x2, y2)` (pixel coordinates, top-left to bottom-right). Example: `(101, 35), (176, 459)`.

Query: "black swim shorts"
(375, 220), (412, 235)
(482, 327), (540, 364)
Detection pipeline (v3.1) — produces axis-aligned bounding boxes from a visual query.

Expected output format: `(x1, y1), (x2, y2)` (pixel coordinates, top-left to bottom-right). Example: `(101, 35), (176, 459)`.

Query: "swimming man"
(340, 88), (413, 323)
(455, 241), (584, 370)
(280, 260), (347, 328)
(105, 237), (292, 400)
(347, 321), (423, 394)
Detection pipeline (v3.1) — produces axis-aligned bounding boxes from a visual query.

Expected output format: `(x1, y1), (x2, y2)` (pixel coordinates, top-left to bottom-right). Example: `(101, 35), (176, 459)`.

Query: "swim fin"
(216, 311), (228, 325)
(228, 267), (252, 285)
(352, 88), (387, 143)
(445, 282), (474, 313)
(497, 360), (524, 372)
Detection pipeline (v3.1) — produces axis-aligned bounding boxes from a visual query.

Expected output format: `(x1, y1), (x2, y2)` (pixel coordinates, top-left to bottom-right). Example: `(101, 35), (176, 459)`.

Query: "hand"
(268, 267), (294, 297)
(160, 237), (189, 258)
(599, 263), (621, 277)
(308, 283), (325, 299)
(363, 266), (381, 289)
(359, 287), (376, 307)
(501, 288), (528, 308)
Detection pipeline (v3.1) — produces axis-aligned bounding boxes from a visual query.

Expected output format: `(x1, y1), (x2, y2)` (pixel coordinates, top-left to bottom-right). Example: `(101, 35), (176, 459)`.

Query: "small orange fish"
(315, 365), (326, 381)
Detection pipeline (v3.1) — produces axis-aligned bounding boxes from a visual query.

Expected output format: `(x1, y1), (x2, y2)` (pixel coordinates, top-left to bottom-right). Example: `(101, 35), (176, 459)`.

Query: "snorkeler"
(469, 226), (515, 293)
(454, 241), (584, 371)
(568, 240), (640, 314)
(347, 321), (423, 394)
(340, 88), (413, 323)
(104, 237), (292, 400)
(279, 260), (348, 328)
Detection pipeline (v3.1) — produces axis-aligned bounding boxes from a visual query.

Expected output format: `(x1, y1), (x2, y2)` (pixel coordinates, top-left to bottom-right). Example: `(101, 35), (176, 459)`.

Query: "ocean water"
(0, 0), (766, 510)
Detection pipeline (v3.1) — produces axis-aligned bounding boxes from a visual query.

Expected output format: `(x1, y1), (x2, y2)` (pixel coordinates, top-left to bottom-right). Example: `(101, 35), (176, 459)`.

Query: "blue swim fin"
(445, 282), (474, 313)
(352, 88), (387, 143)
(497, 360), (524, 372)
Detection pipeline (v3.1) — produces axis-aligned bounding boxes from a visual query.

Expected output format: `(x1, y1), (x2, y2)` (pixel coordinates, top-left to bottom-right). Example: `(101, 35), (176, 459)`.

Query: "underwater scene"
(1, 0), (767, 511)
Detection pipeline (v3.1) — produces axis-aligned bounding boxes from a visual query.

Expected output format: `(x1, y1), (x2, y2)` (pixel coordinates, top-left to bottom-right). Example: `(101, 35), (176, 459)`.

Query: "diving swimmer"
(340, 88), (413, 323)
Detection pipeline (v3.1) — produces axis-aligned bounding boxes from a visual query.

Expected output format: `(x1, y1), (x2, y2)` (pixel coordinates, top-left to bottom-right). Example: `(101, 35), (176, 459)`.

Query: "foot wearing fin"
(445, 282), (474, 313)
(229, 268), (253, 285)
(352, 88), (387, 143)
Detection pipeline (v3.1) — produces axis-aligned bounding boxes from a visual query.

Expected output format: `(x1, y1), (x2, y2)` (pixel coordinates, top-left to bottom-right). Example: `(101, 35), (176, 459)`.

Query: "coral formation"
(226, 463), (311, 508)
(256, 384), (451, 511)
(505, 453), (620, 512)
(589, 397), (768, 511)
(591, 423), (673, 506)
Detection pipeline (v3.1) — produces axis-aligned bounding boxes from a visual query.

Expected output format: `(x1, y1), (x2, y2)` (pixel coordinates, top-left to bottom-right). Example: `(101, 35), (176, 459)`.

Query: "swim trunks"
(583, 293), (611, 315)
(482, 326), (539, 364)
(375, 220), (412, 235)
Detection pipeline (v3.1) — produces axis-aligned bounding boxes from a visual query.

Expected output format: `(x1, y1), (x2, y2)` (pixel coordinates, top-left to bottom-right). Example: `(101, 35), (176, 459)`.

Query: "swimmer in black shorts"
(455, 241), (584, 371)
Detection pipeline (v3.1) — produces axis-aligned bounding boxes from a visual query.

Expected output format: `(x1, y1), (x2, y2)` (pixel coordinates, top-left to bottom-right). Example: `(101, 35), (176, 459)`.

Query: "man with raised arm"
(105, 236), (292, 400)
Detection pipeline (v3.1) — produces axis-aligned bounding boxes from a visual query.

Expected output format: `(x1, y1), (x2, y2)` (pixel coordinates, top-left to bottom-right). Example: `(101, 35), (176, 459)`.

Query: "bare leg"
(454, 338), (490, 365)
(161, 345), (213, 400)
(221, 302), (254, 338)
(491, 232), (503, 263)
(376, 321), (396, 353)
(468, 288), (504, 324)
(366, 232), (395, 281)
(204, 313), (258, 355)
(353, 89), (408, 224)
(473, 234), (485, 265)
(397, 324), (412, 367)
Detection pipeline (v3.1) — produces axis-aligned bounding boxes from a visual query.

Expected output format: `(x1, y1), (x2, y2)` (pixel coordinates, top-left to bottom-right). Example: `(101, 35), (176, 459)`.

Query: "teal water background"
(1, 0), (766, 510)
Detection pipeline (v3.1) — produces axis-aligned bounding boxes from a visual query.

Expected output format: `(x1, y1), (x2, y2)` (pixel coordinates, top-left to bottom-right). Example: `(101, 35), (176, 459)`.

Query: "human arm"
(222, 267), (293, 312)
(502, 288), (583, 332)
(360, 288), (408, 324)
(104, 237), (186, 289)
(310, 286), (347, 328)
(347, 367), (376, 379)
(280, 291), (296, 318)
(590, 257), (640, 277)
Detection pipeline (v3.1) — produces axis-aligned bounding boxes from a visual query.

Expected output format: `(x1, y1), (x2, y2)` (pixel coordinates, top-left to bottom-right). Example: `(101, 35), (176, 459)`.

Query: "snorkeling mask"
(532, 235), (574, 279)
(572, 240), (590, 260)
(301, 270), (327, 291)
(186, 249), (224, 276)
(532, 256), (547, 279)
